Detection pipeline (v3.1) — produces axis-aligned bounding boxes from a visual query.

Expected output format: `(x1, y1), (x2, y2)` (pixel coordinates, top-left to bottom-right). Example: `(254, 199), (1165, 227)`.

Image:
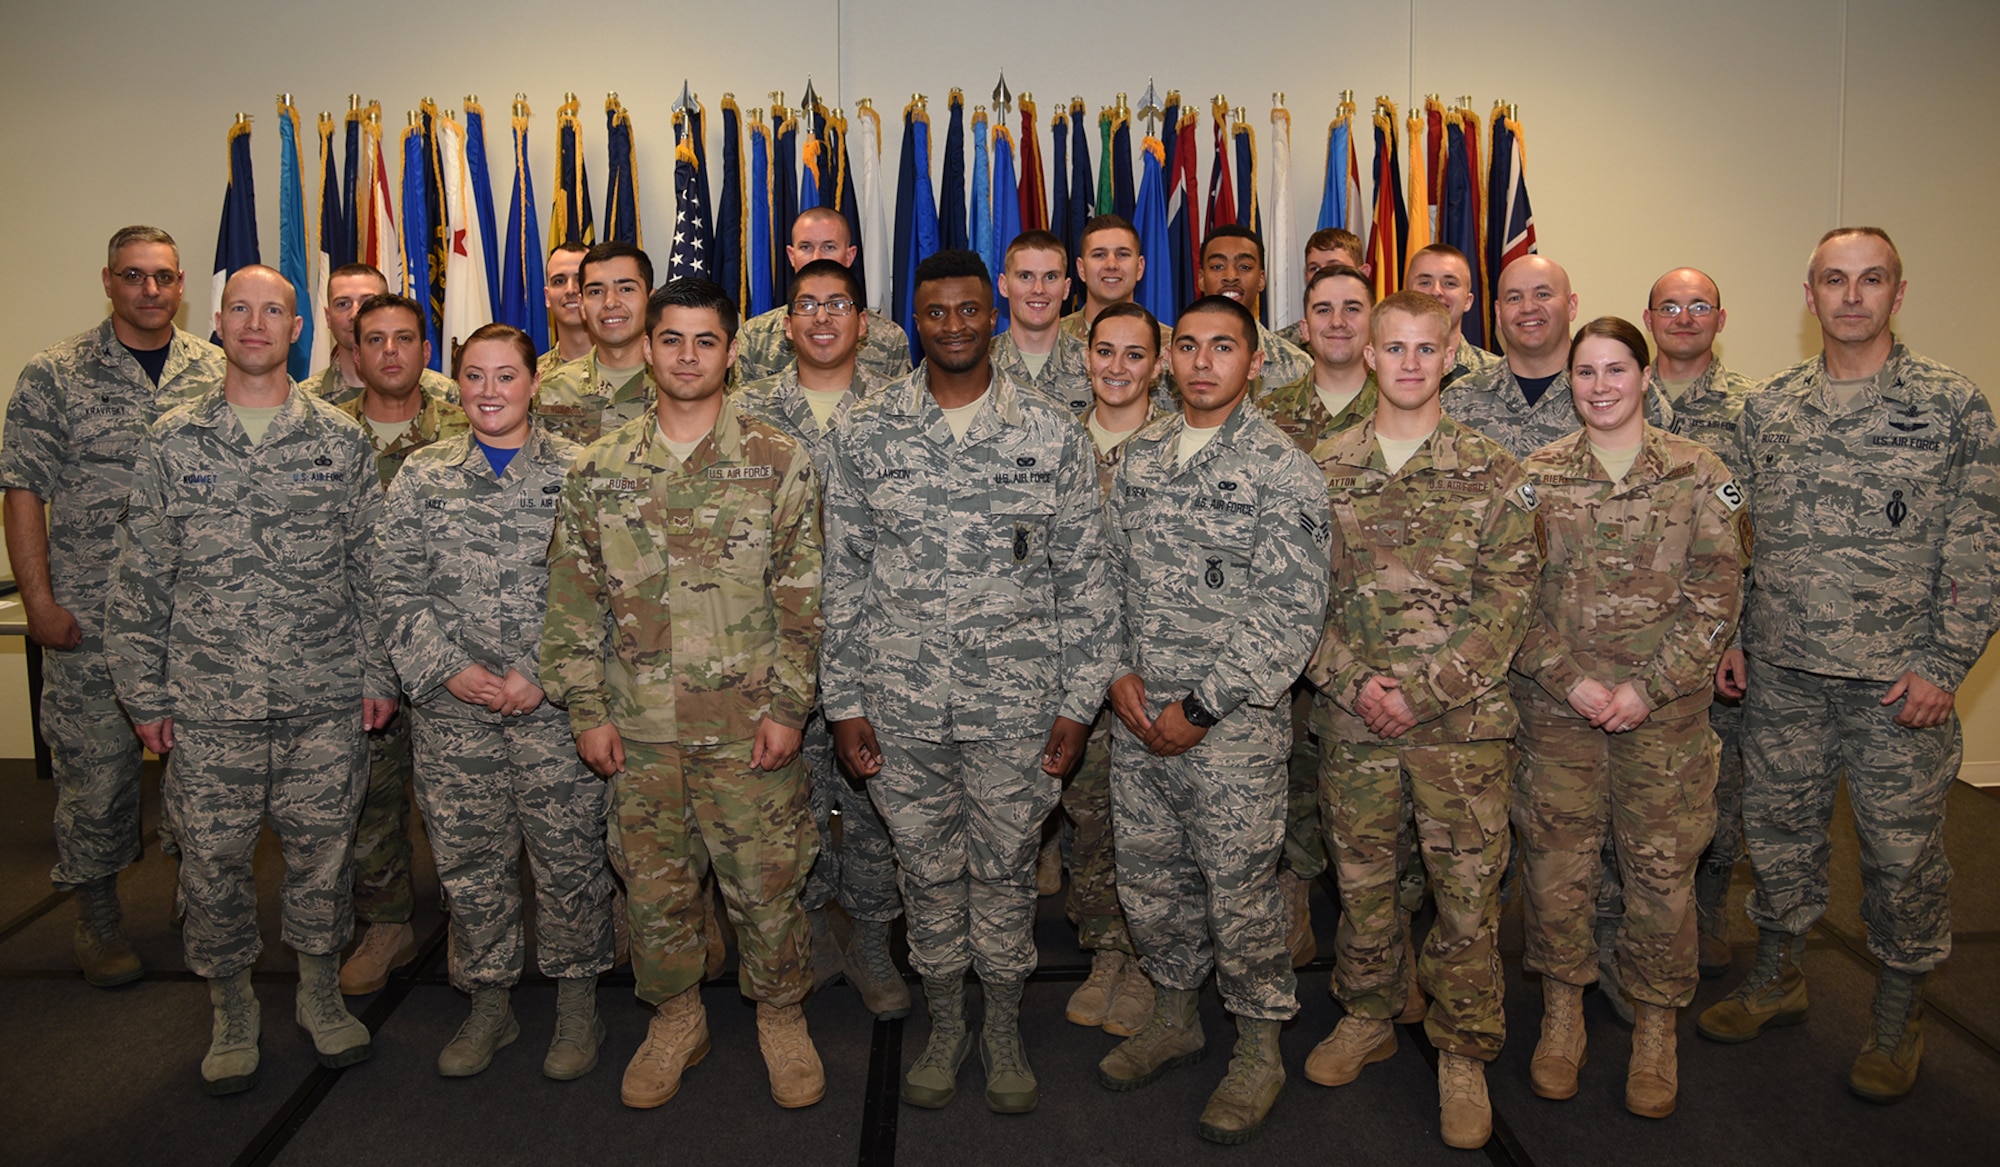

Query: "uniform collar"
(1148, 394), (1259, 478)
(1804, 338), (1911, 416)
(893, 363), (1027, 445)
(632, 400), (745, 472)
(91, 319), (206, 387)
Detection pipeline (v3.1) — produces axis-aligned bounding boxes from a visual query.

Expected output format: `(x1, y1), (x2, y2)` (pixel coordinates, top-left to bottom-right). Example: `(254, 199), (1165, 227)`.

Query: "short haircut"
(913, 249), (992, 295)
(1175, 294), (1259, 348)
(1647, 268), (1723, 311)
(1088, 302), (1162, 355)
(459, 321), (537, 371)
(1568, 316), (1651, 371)
(580, 241), (655, 293)
(106, 225), (178, 269)
(1201, 224), (1264, 267)
(1304, 263), (1375, 305)
(1004, 228), (1067, 268)
(1080, 214), (1140, 250)
(1407, 243), (1472, 277)
(1810, 226), (1902, 283)
(788, 258), (862, 304)
(1370, 290), (1450, 340)
(1305, 227), (1363, 260)
(353, 292), (427, 343)
(328, 262), (389, 289)
(549, 241), (590, 259)
(790, 205), (852, 246)
(646, 277), (739, 340)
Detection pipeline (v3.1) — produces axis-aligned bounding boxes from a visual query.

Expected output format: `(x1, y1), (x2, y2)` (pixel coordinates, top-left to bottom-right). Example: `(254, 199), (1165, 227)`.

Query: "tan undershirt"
(1590, 439), (1641, 483)
(657, 419), (708, 465)
(1829, 376), (1872, 409)
(800, 385), (847, 430)
(941, 392), (989, 442)
(1019, 347), (1053, 380)
(1177, 421), (1221, 465)
(1315, 384), (1363, 421)
(1087, 411), (1142, 456)
(230, 403), (282, 445)
(1377, 429), (1433, 474)
(1658, 375), (1698, 403)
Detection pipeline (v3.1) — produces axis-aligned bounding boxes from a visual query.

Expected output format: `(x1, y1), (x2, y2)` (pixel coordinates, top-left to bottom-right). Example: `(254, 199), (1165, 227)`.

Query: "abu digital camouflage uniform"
(1734, 341), (2000, 974)
(0, 321), (220, 889)
(537, 346), (582, 381)
(106, 383), (392, 978)
(534, 350), (657, 447)
(820, 368), (1116, 983)
(376, 426), (614, 992)
(734, 305), (912, 385)
(335, 391), (472, 926)
(1104, 400), (1332, 1020)
(1444, 364), (1676, 461)
(1309, 415), (1541, 1061)
(989, 328), (1094, 418)
(541, 404), (822, 1006)
(733, 364), (901, 926)
(1254, 371), (1378, 884)
(1657, 360), (1758, 939)
(1443, 342), (1506, 391)
(1062, 399), (1174, 956)
(1511, 426), (1747, 1007)
(307, 361), (458, 407)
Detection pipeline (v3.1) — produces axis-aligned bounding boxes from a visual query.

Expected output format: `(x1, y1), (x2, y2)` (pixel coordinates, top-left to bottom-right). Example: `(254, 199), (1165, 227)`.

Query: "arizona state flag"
(499, 98), (547, 350)
(1017, 95), (1047, 232)
(551, 96), (594, 249)
(940, 90), (968, 251)
(276, 99), (313, 380)
(209, 116), (260, 344)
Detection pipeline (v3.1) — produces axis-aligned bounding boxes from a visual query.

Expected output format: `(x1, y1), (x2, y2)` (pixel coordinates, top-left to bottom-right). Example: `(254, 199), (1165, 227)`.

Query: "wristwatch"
(1179, 691), (1221, 729)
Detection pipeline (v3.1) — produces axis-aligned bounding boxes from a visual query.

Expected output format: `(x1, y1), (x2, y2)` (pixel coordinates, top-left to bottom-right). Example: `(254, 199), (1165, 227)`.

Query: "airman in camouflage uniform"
(990, 326), (1093, 417)
(1096, 296), (1332, 1144)
(1303, 292), (1541, 1150)
(1699, 230), (2000, 1104)
(734, 206), (912, 384)
(377, 323), (613, 1079)
(307, 262), (457, 406)
(535, 243), (658, 446)
(542, 279), (826, 1110)
(106, 266), (391, 1092)
(1198, 226), (1314, 400)
(1642, 269), (1760, 977)
(536, 350), (657, 447)
(537, 242), (593, 380)
(1273, 226), (1368, 351)
(1, 226), (221, 986)
(821, 251), (1115, 1114)
(1513, 384), (1747, 1115)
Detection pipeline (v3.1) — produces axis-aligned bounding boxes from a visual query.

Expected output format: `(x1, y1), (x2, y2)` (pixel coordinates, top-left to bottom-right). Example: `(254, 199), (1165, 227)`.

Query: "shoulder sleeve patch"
(1514, 482), (1540, 512)
(1715, 480), (1745, 512)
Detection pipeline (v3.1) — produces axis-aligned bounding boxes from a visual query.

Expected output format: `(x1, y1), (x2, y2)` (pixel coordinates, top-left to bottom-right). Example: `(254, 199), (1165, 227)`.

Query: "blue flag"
(831, 110), (866, 306)
(1163, 93), (1198, 315)
(772, 109), (798, 275)
(893, 101), (940, 362)
(1065, 100), (1093, 312)
(1317, 118), (1349, 231)
(401, 121), (432, 338)
(990, 122), (1021, 333)
(465, 102), (503, 313)
(718, 98), (746, 312)
(1051, 105), (1070, 268)
(749, 119), (775, 316)
(666, 139), (714, 280)
(972, 109), (993, 283)
(276, 102), (313, 380)
(940, 91), (968, 251)
(499, 101), (546, 349)
(209, 119), (260, 345)
(551, 97), (593, 247)
(1132, 136), (1174, 325)
(313, 113), (344, 371)
(339, 107), (362, 266)
(606, 97), (641, 247)
(1441, 114), (1484, 352)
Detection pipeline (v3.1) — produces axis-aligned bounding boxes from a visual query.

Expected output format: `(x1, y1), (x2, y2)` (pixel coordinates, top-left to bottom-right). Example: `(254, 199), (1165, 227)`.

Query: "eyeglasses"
(788, 297), (857, 317)
(113, 268), (182, 288)
(1651, 301), (1716, 319)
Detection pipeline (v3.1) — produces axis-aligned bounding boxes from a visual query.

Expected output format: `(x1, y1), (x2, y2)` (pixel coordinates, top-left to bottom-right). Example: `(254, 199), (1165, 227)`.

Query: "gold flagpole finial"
(349, 94), (361, 111)
(407, 110), (418, 127)
(564, 92), (577, 105)
(279, 93), (291, 108)
(1273, 92), (1285, 108)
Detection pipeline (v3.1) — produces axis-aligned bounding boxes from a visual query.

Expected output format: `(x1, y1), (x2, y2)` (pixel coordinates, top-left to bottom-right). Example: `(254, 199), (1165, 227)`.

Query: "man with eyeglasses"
(2, 225), (222, 988)
(536, 242), (658, 447)
(538, 243), (593, 378)
(307, 264), (456, 407)
(735, 207), (912, 384)
(734, 259), (907, 1021)
(992, 229), (1092, 417)
(1642, 268), (1758, 981)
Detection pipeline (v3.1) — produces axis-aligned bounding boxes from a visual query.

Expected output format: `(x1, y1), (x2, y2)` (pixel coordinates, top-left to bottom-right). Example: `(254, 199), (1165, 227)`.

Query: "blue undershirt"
(475, 438), (520, 478)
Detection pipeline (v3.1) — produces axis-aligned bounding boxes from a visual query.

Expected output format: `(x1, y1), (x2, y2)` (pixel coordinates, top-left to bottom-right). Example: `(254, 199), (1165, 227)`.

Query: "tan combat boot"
(1849, 969), (1925, 1103)
(1530, 977), (1587, 1099)
(1697, 929), (1808, 1043)
(1627, 1001), (1679, 1117)
(544, 975), (604, 1080)
(1304, 1014), (1396, 1087)
(1278, 869), (1316, 967)
(296, 952), (373, 1067)
(438, 988), (518, 1077)
(622, 986), (710, 1108)
(338, 921), (416, 996)
(1438, 1051), (1492, 1149)
(73, 876), (143, 988)
(1396, 911), (1428, 1024)
(1036, 835), (1064, 896)
(757, 1001), (826, 1108)
(1098, 985), (1205, 1090)
(838, 914), (912, 1020)
(902, 975), (971, 1108)
(1066, 949), (1126, 1028)
(1103, 958), (1155, 1037)
(1197, 1017), (1285, 1145)
(980, 978), (1038, 1113)
(202, 969), (261, 1096)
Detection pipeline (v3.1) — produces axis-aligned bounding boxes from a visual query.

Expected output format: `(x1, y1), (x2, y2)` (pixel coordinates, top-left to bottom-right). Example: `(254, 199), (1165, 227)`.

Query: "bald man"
(735, 207), (912, 383)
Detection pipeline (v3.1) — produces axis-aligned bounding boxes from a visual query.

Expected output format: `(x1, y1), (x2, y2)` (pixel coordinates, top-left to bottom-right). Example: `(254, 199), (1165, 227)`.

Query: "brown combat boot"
(1278, 869), (1316, 967)
(621, 987), (710, 1108)
(1849, 969), (1925, 1103)
(1530, 977), (1587, 1100)
(1438, 1051), (1492, 1149)
(73, 876), (143, 988)
(338, 921), (416, 996)
(1066, 949), (1125, 1028)
(1697, 929), (1808, 1043)
(757, 1001), (826, 1108)
(1098, 986), (1204, 1090)
(1197, 1017), (1285, 1145)
(1626, 1002), (1679, 1118)
(1103, 959), (1155, 1037)
(1304, 1015), (1396, 1087)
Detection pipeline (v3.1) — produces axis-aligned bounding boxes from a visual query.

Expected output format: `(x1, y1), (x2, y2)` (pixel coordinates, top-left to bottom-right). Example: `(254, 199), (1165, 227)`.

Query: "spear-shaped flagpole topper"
(992, 70), (1012, 121)
(1137, 78), (1161, 137)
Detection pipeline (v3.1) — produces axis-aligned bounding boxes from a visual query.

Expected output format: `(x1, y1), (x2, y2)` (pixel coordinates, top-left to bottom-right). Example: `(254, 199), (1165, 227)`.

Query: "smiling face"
(1087, 315), (1161, 413)
(1494, 257), (1577, 363)
(1569, 333), (1650, 442)
(325, 271), (390, 351)
(1200, 236), (1266, 304)
(580, 256), (648, 349)
(1002, 246), (1070, 330)
(913, 277), (996, 375)
(644, 305), (736, 405)
(1304, 273), (1373, 369)
(214, 267), (302, 378)
(1078, 227), (1143, 307)
(457, 337), (537, 446)
(544, 249), (585, 329)
(1406, 251), (1474, 333)
(782, 272), (866, 372)
(1644, 268), (1726, 366)
(1805, 233), (1905, 349)
(354, 305), (430, 398)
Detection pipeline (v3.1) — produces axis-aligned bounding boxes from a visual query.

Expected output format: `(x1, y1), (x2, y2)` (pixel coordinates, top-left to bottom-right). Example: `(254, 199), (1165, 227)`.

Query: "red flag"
(1017, 94), (1047, 232)
(1204, 98), (1235, 236)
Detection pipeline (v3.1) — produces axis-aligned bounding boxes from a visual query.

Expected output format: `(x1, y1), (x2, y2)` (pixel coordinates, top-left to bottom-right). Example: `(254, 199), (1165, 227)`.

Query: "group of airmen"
(3, 200), (1993, 1151)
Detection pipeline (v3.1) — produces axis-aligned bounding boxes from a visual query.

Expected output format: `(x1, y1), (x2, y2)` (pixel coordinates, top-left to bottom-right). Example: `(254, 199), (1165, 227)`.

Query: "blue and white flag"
(209, 118), (260, 343)
(465, 100), (503, 314)
(276, 99), (313, 380)
(666, 138), (714, 280)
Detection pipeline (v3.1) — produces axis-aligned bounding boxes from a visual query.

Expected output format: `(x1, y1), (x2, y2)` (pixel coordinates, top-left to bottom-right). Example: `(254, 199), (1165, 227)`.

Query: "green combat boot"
(840, 915), (913, 1021)
(202, 970), (261, 1096)
(544, 976), (604, 1080)
(1099, 986), (1205, 1090)
(295, 951), (373, 1067)
(979, 978), (1038, 1113)
(1197, 1017), (1285, 1145)
(1697, 929), (1808, 1043)
(438, 988), (518, 1077)
(901, 975), (971, 1108)
(74, 876), (143, 988)
(1849, 969), (1925, 1103)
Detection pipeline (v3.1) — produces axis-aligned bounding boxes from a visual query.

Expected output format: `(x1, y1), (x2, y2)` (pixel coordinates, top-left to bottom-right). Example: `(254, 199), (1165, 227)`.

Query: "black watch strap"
(1180, 691), (1220, 729)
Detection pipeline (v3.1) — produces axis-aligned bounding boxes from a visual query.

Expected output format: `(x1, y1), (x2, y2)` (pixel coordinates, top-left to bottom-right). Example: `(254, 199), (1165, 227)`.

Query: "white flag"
(1269, 104), (1298, 331)
(436, 113), (493, 359)
(855, 104), (889, 315)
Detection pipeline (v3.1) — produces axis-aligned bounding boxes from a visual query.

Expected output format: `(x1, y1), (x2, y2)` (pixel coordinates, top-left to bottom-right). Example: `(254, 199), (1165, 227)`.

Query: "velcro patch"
(1715, 480), (1745, 512)
(1514, 482), (1541, 512)
(708, 465), (775, 481)
(590, 476), (647, 492)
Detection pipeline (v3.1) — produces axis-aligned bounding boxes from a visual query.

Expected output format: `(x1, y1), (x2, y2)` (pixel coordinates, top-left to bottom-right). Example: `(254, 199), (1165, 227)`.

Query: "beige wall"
(2, 0), (1995, 774)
